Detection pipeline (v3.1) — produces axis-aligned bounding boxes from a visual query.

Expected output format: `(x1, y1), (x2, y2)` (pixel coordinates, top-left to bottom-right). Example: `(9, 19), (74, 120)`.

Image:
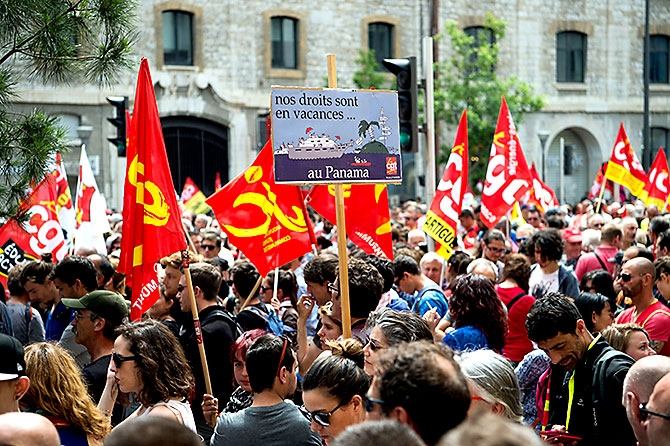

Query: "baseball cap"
(562, 227), (583, 243)
(0, 334), (26, 381)
(62, 290), (129, 326)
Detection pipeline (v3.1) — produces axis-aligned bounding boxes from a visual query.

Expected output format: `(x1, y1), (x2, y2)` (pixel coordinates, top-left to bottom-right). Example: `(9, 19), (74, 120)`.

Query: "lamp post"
(538, 130), (550, 181)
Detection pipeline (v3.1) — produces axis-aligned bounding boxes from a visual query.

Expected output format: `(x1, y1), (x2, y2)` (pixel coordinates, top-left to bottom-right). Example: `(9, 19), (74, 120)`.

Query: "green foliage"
(352, 49), (387, 89)
(0, 0), (138, 219)
(434, 13), (545, 186)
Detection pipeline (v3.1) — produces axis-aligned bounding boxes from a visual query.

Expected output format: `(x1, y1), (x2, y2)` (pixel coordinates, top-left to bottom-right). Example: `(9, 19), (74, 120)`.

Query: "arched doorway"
(545, 128), (600, 205)
(161, 116), (229, 197)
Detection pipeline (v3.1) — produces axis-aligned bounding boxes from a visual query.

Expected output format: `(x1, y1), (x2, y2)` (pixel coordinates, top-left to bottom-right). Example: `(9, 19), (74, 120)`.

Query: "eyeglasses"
(200, 244), (217, 251)
(177, 284), (185, 293)
(486, 245), (505, 253)
(366, 338), (386, 352)
(300, 401), (346, 427)
(112, 352), (138, 368)
(327, 283), (339, 295)
(363, 396), (386, 413)
(73, 310), (98, 322)
(639, 402), (670, 421)
(592, 223), (604, 228)
(617, 272), (645, 283)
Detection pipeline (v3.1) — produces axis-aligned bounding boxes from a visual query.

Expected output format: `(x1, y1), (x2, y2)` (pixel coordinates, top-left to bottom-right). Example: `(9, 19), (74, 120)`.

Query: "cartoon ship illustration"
(350, 156), (371, 167)
(286, 132), (352, 160)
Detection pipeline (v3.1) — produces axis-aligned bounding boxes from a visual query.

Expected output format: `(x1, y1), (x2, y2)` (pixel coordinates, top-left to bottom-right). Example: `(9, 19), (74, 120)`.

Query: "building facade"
(14, 0), (670, 208)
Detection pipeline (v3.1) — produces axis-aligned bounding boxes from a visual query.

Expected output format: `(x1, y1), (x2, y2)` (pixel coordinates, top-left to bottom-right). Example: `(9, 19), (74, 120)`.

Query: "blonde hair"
(325, 338), (365, 368)
(23, 343), (111, 442)
(601, 323), (650, 352)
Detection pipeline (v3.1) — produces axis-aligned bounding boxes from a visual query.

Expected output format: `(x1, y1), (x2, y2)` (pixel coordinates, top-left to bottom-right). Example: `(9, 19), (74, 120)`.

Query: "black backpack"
(201, 307), (244, 340)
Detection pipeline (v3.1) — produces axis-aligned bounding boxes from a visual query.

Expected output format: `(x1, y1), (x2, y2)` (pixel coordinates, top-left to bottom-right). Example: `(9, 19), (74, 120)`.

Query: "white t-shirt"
(529, 267), (560, 297)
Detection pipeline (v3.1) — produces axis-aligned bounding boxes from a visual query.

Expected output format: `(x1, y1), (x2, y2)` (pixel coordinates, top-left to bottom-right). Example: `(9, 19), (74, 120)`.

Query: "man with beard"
(526, 293), (635, 445)
(616, 258), (670, 355)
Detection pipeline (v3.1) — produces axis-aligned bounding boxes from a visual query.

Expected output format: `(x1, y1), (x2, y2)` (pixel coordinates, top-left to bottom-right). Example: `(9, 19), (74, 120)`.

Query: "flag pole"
(182, 223), (199, 255)
(595, 164), (608, 214)
(240, 276), (263, 311)
(327, 54), (352, 339)
(181, 250), (216, 426)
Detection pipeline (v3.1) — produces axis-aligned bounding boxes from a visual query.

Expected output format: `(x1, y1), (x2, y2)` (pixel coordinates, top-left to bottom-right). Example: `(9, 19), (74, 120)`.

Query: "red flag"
(422, 110), (468, 259)
(118, 58), (188, 321)
(640, 148), (669, 209)
(19, 173), (69, 262)
(480, 97), (533, 229)
(206, 142), (313, 276)
(529, 163), (559, 213)
(0, 219), (41, 288)
(307, 184), (393, 259)
(604, 123), (647, 197)
(215, 172), (222, 191)
(181, 177), (211, 215)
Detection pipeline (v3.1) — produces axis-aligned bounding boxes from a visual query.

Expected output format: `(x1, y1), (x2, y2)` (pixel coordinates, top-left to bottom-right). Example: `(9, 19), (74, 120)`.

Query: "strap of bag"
(506, 292), (527, 311)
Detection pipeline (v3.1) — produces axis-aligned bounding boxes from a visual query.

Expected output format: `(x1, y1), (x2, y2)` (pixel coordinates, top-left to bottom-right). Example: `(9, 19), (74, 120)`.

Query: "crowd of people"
(4, 198), (670, 445)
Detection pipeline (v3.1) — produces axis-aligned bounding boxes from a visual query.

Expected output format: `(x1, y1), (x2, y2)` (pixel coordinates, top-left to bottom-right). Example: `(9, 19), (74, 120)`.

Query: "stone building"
(13, 0), (670, 208)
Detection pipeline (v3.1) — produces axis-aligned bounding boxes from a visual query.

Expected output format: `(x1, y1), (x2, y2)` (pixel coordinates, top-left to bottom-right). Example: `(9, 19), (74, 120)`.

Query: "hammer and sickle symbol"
(128, 156), (170, 226)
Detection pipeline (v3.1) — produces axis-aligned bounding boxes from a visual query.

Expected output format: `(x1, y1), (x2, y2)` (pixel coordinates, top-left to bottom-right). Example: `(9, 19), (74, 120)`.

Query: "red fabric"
(604, 123), (647, 197)
(616, 300), (670, 356)
(422, 110), (468, 260)
(307, 184), (393, 259)
(0, 219), (41, 288)
(207, 142), (314, 276)
(640, 148), (669, 209)
(529, 163), (558, 213)
(496, 285), (535, 362)
(480, 97), (533, 228)
(118, 58), (188, 321)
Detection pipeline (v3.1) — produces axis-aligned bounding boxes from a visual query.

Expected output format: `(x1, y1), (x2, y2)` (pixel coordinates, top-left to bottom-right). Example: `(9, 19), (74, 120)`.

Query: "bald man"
(616, 258), (670, 355)
(644, 372), (670, 446)
(0, 412), (60, 446)
(623, 356), (670, 446)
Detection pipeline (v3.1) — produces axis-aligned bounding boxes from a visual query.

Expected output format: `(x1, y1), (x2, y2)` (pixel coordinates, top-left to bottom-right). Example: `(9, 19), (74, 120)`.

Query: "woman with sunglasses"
(301, 342), (370, 445)
(22, 342), (111, 446)
(98, 320), (196, 433)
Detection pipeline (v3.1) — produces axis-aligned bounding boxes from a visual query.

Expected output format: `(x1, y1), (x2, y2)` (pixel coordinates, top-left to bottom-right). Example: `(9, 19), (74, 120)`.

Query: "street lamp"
(538, 130), (550, 181)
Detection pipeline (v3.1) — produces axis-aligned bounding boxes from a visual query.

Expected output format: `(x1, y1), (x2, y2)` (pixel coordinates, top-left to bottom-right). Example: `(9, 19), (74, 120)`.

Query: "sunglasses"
(363, 396), (386, 413)
(366, 338), (385, 352)
(617, 272), (644, 283)
(639, 402), (670, 421)
(592, 223), (604, 228)
(300, 401), (345, 427)
(200, 244), (217, 251)
(112, 352), (138, 368)
(327, 283), (339, 294)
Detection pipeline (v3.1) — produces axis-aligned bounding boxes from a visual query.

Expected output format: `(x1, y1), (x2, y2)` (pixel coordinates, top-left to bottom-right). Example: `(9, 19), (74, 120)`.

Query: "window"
(271, 17), (298, 69)
(464, 26), (495, 47)
(463, 26), (496, 74)
(368, 22), (394, 69)
(162, 10), (193, 66)
(651, 35), (669, 84)
(556, 31), (586, 82)
(652, 127), (669, 155)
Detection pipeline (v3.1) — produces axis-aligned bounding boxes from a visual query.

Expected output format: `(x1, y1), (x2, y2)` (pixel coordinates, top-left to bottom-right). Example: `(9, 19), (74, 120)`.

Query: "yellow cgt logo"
(128, 155), (170, 227)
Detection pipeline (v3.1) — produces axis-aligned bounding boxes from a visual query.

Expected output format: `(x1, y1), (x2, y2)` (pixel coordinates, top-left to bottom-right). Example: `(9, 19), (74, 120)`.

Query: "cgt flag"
(181, 177), (211, 215)
(422, 110), (468, 260)
(75, 146), (111, 255)
(52, 153), (76, 247)
(207, 142), (314, 276)
(639, 148), (669, 209)
(118, 58), (187, 321)
(307, 184), (393, 259)
(480, 97), (533, 229)
(529, 163), (559, 213)
(605, 123), (647, 197)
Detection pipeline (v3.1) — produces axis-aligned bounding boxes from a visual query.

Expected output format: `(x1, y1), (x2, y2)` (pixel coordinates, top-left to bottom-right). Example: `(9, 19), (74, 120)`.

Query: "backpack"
(591, 347), (634, 407)
(0, 301), (14, 337)
(201, 306), (244, 340)
(242, 303), (285, 336)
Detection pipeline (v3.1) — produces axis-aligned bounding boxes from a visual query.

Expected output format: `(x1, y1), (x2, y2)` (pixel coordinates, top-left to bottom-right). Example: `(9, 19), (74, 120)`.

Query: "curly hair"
(23, 343), (111, 442)
(526, 292), (581, 342)
(530, 229), (563, 261)
(500, 254), (531, 293)
(115, 321), (194, 407)
(449, 274), (507, 352)
(303, 254), (338, 284)
(337, 258), (383, 318)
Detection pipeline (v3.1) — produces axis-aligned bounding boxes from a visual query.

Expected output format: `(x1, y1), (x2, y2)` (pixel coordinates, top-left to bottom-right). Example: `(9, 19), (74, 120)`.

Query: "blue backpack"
(243, 303), (284, 336)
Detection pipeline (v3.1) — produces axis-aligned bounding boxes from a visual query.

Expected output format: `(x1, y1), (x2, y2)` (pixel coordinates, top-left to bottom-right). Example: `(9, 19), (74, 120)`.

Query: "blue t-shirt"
(442, 325), (489, 352)
(45, 302), (73, 342)
(412, 286), (449, 318)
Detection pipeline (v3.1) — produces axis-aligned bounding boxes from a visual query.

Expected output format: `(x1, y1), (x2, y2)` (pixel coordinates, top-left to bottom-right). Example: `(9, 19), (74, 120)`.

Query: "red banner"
(0, 219), (40, 288)
(640, 148), (669, 209)
(118, 58), (188, 321)
(480, 97), (533, 228)
(422, 110), (468, 259)
(307, 184), (393, 259)
(604, 123), (647, 197)
(206, 142), (314, 276)
(529, 163), (559, 213)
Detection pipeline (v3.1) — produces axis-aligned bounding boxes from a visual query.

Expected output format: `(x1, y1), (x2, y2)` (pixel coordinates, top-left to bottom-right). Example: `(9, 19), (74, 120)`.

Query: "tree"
(434, 13), (545, 186)
(352, 49), (387, 90)
(0, 0), (137, 220)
